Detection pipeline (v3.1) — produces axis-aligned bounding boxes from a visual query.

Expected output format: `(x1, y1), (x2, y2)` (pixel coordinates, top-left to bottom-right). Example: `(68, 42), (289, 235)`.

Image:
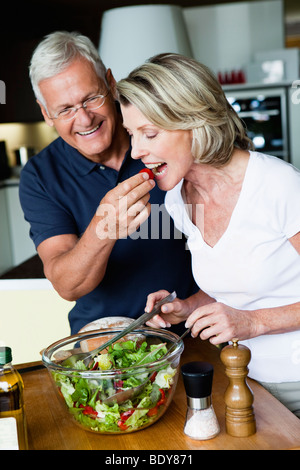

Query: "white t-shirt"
(165, 151), (300, 383)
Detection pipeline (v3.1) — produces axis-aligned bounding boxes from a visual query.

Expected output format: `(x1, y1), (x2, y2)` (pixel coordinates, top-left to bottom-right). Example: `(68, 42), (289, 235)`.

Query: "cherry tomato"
(139, 168), (155, 179)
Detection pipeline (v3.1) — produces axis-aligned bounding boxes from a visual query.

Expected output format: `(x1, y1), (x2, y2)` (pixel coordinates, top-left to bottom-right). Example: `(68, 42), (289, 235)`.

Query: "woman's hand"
(145, 290), (191, 328)
(185, 302), (258, 345)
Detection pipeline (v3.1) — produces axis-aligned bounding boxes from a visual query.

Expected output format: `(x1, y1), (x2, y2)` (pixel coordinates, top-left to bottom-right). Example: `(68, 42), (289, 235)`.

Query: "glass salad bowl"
(42, 327), (184, 434)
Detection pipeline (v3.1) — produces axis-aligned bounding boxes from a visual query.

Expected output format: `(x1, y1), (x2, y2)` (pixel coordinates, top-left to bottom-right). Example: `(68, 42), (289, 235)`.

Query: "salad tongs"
(61, 291), (177, 368)
(102, 325), (192, 405)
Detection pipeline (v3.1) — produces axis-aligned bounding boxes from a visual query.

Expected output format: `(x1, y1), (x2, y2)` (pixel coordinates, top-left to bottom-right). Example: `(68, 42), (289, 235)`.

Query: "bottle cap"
(181, 361), (214, 398)
(0, 346), (12, 365)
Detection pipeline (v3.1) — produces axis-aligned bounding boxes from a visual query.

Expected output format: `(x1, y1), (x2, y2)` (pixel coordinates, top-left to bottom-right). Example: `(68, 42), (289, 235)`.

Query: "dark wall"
(0, 0), (249, 123)
(0, 0), (103, 122)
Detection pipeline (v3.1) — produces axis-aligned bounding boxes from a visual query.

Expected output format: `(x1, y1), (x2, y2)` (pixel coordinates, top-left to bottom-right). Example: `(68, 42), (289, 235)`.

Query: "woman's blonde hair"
(117, 53), (254, 166)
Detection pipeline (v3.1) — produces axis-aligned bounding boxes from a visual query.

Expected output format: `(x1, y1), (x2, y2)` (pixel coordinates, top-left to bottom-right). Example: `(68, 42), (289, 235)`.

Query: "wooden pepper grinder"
(220, 338), (256, 437)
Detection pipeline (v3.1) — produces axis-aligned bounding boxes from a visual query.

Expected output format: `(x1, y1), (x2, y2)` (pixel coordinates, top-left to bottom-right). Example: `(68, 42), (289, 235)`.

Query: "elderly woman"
(117, 53), (300, 417)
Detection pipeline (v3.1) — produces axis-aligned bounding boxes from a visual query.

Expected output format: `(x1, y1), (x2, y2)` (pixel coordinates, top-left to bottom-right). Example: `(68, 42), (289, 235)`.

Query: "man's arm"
(38, 172), (155, 301)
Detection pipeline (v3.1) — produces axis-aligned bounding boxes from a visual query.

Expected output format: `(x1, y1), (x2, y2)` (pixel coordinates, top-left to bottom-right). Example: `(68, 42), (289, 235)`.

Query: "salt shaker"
(181, 361), (220, 440)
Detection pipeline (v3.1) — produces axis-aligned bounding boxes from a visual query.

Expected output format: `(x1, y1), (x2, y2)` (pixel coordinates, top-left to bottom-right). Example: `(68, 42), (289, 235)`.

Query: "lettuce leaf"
(154, 365), (176, 389)
(60, 379), (75, 408)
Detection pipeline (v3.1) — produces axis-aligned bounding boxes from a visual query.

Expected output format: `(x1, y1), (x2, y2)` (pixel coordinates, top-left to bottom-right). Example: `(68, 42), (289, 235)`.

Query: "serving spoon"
(61, 291), (177, 368)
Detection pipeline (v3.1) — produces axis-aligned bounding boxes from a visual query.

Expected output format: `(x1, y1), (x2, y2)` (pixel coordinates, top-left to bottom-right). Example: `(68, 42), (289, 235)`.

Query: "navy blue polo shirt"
(19, 137), (197, 334)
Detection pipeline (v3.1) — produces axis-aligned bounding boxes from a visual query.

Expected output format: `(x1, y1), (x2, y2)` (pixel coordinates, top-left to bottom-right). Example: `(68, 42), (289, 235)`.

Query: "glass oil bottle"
(0, 347), (28, 450)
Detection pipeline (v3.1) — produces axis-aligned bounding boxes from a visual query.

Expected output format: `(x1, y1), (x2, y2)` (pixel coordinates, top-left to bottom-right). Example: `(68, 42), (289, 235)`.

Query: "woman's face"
(121, 103), (194, 191)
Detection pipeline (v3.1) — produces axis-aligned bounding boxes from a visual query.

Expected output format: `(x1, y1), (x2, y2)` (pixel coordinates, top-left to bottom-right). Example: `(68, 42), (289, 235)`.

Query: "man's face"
(38, 57), (119, 162)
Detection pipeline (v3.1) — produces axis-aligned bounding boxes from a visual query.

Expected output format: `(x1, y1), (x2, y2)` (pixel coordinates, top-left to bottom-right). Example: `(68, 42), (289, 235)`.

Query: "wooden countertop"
(19, 337), (300, 451)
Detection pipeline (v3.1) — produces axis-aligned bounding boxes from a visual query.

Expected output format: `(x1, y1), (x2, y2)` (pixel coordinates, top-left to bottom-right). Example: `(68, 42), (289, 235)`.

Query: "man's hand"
(95, 172), (155, 240)
(37, 172), (155, 301)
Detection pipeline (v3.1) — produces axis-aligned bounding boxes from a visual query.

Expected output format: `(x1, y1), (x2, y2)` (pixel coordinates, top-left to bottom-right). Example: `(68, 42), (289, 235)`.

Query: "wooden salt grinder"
(220, 338), (256, 437)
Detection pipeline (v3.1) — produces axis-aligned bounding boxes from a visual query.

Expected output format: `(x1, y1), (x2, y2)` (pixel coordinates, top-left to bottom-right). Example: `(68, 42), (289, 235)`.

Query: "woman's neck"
(184, 149), (250, 201)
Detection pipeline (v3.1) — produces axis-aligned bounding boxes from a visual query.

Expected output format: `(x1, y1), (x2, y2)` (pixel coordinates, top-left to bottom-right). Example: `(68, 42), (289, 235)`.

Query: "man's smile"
(76, 123), (102, 136)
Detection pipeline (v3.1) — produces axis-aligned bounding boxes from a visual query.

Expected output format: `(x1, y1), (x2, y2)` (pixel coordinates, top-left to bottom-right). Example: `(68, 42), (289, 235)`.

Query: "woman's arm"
(185, 300), (300, 345)
(186, 233), (300, 345)
(289, 231), (300, 254)
(149, 232), (300, 340)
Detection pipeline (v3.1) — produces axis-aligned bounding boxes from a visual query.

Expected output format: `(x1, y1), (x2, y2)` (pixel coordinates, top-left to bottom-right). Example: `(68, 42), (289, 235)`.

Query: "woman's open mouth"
(145, 162), (168, 177)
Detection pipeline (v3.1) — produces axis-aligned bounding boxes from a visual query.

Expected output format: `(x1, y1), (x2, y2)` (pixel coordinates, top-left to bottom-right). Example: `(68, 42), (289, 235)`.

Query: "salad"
(52, 338), (177, 433)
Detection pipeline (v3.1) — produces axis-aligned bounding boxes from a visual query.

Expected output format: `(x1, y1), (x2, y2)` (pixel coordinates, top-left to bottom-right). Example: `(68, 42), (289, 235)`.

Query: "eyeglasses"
(49, 91), (109, 122)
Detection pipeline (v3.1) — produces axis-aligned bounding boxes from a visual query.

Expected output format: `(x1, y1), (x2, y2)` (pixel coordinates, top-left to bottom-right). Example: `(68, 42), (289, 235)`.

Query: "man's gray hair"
(29, 31), (107, 107)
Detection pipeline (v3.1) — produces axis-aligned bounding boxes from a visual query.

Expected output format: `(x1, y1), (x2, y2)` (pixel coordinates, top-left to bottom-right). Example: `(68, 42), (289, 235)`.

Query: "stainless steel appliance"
(225, 87), (289, 161)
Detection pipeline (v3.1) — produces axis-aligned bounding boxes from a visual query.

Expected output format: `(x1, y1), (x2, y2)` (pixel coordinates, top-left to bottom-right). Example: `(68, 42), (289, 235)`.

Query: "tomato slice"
(117, 419), (129, 431)
(139, 168), (155, 179)
(147, 406), (158, 417)
(120, 409), (135, 421)
(147, 389), (167, 417)
(150, 371), (157, 382)
(79, 404), (98, 419)
(157, 389), (166, 407)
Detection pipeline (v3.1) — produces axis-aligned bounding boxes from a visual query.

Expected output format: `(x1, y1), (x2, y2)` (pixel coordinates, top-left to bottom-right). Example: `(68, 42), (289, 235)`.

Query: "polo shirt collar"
(65, 141), (98, 176)
(64, 140), (132, 176)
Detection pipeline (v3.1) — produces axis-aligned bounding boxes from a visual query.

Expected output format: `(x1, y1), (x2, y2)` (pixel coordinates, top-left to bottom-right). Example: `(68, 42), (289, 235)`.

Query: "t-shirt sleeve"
(276, 163), (300, 239)
(19, 163), (78, 248)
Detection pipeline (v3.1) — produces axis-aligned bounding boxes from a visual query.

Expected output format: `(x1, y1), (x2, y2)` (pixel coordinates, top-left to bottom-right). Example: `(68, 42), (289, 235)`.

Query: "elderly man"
(19, 31), (196, 334)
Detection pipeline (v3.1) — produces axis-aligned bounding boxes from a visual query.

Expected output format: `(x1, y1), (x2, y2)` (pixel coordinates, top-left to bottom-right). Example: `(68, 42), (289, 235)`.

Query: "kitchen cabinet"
(0, 182), (36, 275)
(6, 185), (36, 266)
(0, 187), (13, 274)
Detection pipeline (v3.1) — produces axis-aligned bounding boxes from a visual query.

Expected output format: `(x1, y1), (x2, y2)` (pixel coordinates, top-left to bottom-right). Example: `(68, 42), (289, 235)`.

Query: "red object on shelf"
(218, 69), (246, 85)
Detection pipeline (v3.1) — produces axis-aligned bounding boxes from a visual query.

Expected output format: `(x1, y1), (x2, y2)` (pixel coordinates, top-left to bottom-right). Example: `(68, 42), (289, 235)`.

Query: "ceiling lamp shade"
(99, 4), (192, 81)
